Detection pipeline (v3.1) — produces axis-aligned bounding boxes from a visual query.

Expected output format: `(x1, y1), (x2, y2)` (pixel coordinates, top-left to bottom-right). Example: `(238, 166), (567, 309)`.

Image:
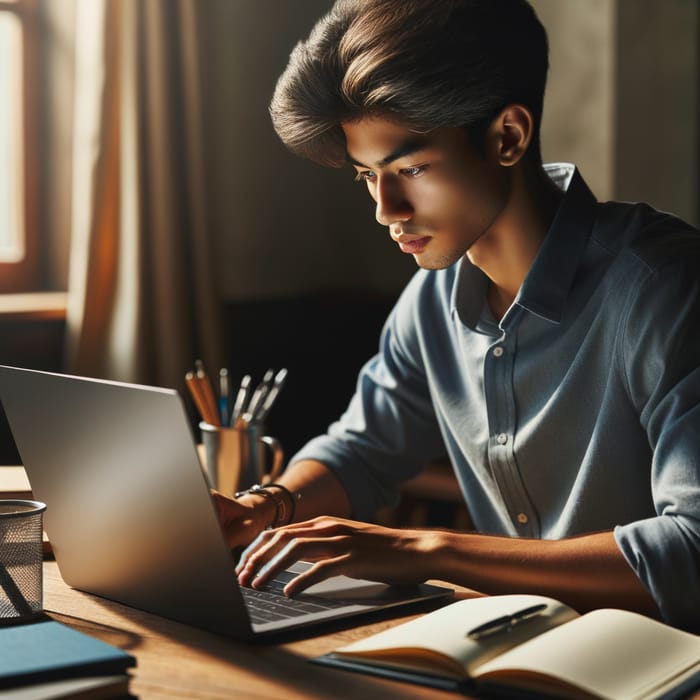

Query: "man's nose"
(374, 176), (413, 226)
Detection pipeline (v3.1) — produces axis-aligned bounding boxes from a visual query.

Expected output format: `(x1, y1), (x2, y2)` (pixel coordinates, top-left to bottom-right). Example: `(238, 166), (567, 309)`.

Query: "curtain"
(65, 0), (223, 391)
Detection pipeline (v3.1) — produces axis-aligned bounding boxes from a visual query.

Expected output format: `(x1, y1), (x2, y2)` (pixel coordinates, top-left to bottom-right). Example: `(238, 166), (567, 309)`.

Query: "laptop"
(0, 365), (452, 640)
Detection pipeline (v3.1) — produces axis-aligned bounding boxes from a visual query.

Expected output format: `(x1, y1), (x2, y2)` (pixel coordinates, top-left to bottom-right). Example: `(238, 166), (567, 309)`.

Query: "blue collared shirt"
(291, 164), (700, 629)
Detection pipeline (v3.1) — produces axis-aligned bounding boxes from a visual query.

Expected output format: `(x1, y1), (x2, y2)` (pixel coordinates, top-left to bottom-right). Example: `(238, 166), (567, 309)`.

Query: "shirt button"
(517, 513), (529, 524)
(496, 433), (508, 445)
(492, 346), (504, 357)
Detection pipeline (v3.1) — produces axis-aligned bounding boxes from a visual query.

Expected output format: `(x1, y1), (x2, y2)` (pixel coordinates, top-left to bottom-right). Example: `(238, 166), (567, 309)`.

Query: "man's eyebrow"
(347, 138), (430, 169)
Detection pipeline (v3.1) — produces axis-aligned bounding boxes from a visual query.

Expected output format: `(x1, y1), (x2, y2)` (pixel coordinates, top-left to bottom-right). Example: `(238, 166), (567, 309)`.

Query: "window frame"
(0, 0), (40, 293)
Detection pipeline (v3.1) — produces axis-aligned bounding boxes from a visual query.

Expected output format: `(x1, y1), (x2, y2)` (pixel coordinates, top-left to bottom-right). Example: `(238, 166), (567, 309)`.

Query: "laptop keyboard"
(241, 570), (353, 624)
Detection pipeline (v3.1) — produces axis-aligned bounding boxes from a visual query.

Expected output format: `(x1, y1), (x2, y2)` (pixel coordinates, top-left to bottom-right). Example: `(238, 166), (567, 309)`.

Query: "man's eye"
(401, 165), (426, 178)
(354, 170), (376, 183)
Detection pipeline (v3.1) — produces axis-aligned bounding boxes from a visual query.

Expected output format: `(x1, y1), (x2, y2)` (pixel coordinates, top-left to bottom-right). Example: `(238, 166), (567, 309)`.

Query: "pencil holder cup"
(199, 422), (284, 497)
(0, 500), (46, 622)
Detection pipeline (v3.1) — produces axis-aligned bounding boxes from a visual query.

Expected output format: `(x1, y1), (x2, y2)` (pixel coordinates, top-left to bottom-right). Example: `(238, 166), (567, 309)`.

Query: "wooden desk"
(43, 561), (474, 699)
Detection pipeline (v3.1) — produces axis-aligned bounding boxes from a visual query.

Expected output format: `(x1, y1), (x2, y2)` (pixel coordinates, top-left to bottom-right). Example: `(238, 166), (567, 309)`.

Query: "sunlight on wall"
(532, 0), (615, 201)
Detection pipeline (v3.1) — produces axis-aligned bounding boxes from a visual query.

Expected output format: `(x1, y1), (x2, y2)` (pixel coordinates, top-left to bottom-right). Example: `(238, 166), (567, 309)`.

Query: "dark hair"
(270, 0), (549, 167)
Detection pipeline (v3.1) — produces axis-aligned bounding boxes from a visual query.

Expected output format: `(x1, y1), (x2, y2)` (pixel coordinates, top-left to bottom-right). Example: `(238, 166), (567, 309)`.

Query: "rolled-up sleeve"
(614, 242), (700, 630)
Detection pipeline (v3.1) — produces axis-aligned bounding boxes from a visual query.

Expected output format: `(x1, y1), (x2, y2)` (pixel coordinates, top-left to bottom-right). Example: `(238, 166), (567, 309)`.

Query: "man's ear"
(488, 104), (533, 167)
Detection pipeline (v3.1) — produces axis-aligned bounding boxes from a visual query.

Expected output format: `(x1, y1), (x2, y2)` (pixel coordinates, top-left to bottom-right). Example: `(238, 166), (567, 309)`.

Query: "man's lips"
(394, 234), (431, 254)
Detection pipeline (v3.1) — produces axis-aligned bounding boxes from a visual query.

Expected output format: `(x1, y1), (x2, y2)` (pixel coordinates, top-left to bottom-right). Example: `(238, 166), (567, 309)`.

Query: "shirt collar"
(451, 163), (598, 329)
(515, 164), (597, 323)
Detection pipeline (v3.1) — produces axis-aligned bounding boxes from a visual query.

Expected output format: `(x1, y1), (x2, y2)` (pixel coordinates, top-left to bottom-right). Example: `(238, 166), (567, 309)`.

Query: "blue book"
(0, 619), (135, 690)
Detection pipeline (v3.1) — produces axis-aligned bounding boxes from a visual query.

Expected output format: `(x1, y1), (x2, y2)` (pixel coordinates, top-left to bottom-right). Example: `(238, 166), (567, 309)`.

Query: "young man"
(214, 0), (700, 631)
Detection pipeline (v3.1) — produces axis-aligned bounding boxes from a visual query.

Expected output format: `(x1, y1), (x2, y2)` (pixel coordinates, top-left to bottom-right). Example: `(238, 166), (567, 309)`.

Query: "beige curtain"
(65, 0), (223, 390)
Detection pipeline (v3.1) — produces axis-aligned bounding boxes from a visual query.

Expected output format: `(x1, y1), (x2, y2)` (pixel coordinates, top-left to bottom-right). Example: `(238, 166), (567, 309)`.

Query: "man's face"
(342, 116), (510, 270)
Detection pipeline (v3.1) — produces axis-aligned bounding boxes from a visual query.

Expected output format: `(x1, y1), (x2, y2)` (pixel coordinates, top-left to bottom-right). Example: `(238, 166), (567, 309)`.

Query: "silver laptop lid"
(0, 366), (252, 637)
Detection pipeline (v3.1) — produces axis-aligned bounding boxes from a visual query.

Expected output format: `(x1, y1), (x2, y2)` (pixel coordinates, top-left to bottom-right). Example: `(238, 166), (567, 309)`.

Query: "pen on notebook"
(219, 368), (230, 426)
(466, 603), (548, 641)
(254, 367), (288, 423)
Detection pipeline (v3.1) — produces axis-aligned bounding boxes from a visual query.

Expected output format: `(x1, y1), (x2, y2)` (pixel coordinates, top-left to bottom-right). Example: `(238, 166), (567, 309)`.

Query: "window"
(0, 0), (39, 293)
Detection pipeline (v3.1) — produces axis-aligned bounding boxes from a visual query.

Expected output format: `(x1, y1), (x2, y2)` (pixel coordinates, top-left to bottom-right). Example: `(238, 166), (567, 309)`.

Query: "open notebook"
(0, 365), (451, 640)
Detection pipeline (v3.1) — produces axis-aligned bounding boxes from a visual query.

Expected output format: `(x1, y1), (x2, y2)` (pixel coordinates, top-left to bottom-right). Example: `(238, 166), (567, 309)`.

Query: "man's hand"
(210, 460), (354, 553)
(235, 516), (434, 596)
(210, 490), (275, 550)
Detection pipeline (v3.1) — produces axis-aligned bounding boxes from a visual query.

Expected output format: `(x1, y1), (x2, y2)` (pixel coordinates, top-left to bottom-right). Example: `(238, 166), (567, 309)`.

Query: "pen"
(254, 367), (288, 423)
(230, 374), (252, 426)
(219, 368), (230, 426)
(242, 369), (274, 424)
(466, 603), (548, 641)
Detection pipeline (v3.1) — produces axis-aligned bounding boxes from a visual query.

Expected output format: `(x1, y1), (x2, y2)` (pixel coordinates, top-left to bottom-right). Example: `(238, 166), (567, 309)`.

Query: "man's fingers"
(282, 556), (351, 597)
(248, 539), (300, 588)
(240, 534), (349, 589)
(235, 517), (350, 577)
(235, 530), (268, 575)
(235, 527), (294, 580)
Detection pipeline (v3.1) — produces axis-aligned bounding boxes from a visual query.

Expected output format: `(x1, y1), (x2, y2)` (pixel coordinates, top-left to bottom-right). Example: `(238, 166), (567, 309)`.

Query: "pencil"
(195, 360), (220, 426)
(186, 370), (219, 425)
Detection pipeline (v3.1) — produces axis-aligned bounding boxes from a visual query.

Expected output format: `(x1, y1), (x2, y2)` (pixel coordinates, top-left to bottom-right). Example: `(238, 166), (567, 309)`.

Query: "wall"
(532, 0), (699, 222)
(614, 0), (699, 221)
(531, 0), (616, 200)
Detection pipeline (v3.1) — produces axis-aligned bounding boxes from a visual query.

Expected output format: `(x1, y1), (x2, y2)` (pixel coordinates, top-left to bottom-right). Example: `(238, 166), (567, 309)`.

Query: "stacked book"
(0, 619), (135, 699)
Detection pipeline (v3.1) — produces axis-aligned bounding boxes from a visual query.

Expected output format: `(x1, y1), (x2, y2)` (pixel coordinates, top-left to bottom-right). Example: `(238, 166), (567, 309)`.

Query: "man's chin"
(413, 251), (464, 271)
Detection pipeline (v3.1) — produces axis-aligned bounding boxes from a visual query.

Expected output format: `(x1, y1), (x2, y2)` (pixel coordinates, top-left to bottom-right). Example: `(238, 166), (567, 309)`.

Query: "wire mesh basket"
(0, 500), (46, 621)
